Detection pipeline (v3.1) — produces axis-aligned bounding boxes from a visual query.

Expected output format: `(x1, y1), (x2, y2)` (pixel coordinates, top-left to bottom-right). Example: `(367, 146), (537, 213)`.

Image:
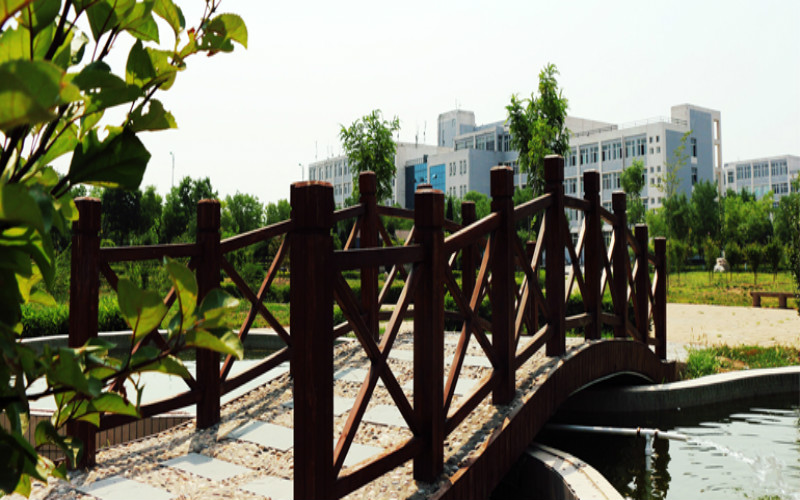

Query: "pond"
(536, 395), (800, 500)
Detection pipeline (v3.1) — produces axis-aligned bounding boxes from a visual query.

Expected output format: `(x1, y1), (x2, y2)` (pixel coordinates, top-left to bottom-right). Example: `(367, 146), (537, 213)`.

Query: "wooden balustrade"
(65, 156), (669, 497)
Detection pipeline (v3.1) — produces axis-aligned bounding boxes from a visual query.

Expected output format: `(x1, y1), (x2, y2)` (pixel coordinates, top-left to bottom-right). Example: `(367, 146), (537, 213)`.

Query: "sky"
(116, 0), (799, 204)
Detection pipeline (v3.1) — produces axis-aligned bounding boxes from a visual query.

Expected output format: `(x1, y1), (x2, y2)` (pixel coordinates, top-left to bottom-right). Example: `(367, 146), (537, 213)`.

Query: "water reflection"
(527, 396), (799, 500)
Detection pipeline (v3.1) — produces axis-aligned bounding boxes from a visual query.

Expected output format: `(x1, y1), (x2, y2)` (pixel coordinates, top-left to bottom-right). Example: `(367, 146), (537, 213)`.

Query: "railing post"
(359, 171), (379, 341)
(196, 199), (221, 429)
(634, 225), (650, 343)
(413, 187), (445, 481)
(583, 171), (602, 340)
(290, 181), (335, 499)
(68, 197), (101, 468)
(654, 237), (667, 359)
(611, 192), (628, 338)
(460, 202), (476, 304)
(490, 166), (516, 403)
(545, 156), (566, 357)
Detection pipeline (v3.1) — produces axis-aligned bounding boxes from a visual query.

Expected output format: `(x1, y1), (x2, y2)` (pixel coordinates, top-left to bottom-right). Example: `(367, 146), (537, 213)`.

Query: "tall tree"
(339, 110), (400, 204)
(662, 131), (691, 242)
(0, 1), (247, 493)
(689, 180), (720, 252)
(506, 63), (570, 196)
(160, 177), (218, 243)
(621, 159), (646, 226)
(221, 191), (264, 237)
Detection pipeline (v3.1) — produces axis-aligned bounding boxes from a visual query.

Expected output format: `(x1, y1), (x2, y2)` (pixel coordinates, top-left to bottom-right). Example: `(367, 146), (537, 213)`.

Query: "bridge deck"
(31, 331), (673, 500)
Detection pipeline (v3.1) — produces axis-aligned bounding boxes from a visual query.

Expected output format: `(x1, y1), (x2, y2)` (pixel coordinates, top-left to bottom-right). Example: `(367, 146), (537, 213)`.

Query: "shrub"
(21, 296), (126, 338)
(744, 243), (763, 284)
(724, 242), (743, 273)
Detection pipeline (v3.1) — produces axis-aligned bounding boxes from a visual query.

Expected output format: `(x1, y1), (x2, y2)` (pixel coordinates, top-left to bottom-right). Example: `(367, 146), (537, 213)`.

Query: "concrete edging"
(561, 366), (800, 413)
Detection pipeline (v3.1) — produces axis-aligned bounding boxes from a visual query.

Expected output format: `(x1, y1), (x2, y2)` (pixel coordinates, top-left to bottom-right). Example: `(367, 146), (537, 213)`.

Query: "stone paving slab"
(228, 421), (294, 451)
(162, 453), (251, 482)
(362, 404), (408, 428)
(75, 476), (173, 500)
(240, 476), (293, 500)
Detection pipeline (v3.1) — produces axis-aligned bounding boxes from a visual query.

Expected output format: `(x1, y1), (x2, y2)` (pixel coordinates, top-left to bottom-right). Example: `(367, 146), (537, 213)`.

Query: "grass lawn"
(667, 270), (798, 309)
(682, 345), (800, 379)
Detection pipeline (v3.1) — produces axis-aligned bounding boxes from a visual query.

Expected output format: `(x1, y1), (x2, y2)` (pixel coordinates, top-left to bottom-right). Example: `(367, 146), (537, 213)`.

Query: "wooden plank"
(333, 203), (365, 222)
(333, 245), (423, 270)
(335, 438), (421, 498)
(583, 170), (602, 340)
(512, 193), (552, 222)
(100, 242), (199, 262)
(359, 172), (380, 343)
(220, 219), (292, 253)
(611, 192), (628, 338)
(563, 196), (590, 211)
(442, 213), (501, 256)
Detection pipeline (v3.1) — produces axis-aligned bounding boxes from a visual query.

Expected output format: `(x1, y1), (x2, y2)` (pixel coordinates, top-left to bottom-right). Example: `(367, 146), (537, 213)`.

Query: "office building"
(721, 155), (800, 205)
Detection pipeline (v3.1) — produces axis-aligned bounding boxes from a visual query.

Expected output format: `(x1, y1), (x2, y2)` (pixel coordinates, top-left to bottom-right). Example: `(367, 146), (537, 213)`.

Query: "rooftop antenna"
(315, 140), (318, 160)
(423, 121), (427, 143)
(415, 123), (419, 147)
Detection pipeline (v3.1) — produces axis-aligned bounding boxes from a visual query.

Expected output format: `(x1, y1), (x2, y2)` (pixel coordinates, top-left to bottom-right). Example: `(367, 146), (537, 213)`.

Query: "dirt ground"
(667, 302), (800, 347)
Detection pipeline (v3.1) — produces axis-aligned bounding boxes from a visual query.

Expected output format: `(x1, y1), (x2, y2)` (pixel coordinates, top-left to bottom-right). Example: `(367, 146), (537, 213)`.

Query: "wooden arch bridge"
(68, 155), (676, 499)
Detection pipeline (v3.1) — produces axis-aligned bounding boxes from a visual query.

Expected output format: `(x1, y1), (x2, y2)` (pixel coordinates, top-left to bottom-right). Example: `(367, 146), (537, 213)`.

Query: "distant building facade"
(721, 155), (800, 205)
(307, 104), (724, 226)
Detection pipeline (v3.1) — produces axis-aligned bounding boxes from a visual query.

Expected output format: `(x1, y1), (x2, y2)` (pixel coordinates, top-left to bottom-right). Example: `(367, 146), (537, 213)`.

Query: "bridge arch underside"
(433, 339), (676, 500)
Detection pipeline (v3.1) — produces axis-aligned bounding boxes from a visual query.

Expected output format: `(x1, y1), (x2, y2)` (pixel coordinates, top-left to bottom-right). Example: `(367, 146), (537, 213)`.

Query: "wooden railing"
(67, 155), (667, 499)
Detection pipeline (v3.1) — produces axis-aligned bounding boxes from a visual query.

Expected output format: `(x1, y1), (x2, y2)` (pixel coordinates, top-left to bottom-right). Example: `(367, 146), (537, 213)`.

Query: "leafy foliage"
(743, 243), (763, 284)
(621, 159), (645, 226)
(0, 1), (247, 495)
(505, 63), (570, 196)
(160, 176), (217, 242)
(339, 110), (400, 204)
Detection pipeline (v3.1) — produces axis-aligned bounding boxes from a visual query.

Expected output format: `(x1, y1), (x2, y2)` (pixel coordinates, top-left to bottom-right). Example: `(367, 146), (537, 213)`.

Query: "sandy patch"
(667, 303), (800, 347)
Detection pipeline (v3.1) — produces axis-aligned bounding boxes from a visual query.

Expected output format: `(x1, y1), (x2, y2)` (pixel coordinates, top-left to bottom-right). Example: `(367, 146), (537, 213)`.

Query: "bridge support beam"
(545, 156), (566, 356)
(611, 192), (628, 338)
(196, 199), (222, 429)
(413, 187), (445, 481)
(68, 198), (101, 468)
(654, 237), (667, 359)
(634, 224), (650, 342)
(490, 166), (516, 404)
(359, 171), (379, 341)
(291, 181), (335, 499)
(582, 171), (602, 340)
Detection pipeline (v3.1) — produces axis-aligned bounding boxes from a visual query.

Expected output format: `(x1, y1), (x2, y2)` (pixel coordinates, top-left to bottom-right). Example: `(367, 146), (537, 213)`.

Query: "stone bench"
(750, 291), (794, 309)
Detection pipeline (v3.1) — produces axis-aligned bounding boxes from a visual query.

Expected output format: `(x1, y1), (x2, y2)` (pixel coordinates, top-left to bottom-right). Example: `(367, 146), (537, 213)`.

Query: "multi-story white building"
(307, 142), (445, 207)
(308, 104), (724, 221)
(403, 104), (722, 214)
(721, 155), (800, 206)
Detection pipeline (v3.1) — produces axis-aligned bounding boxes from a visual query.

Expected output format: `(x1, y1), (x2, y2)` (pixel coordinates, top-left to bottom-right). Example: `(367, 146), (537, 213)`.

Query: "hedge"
(22, 295), (127, 338)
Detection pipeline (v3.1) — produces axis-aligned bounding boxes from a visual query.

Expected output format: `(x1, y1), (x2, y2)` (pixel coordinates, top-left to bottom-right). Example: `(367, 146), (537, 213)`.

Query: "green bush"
(22, 296), (127, 338)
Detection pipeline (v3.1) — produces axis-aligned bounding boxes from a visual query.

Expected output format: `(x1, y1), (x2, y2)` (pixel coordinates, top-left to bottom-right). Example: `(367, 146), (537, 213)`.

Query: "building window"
(636, 138), (646, 156)
(565, 178), (577, 194)
(649, 147), (654, 154)
(656, 146), (661, 153)
(649, 137), (653, 144)
(691, 167), (698, 185)
(691, 137), (697, 157)
(656, 135), (660, 143)
(727, 171), (734, 184)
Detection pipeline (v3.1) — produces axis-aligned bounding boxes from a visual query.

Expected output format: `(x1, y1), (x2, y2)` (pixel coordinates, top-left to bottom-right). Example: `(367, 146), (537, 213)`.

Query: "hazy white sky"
(129, 0), (799, 204)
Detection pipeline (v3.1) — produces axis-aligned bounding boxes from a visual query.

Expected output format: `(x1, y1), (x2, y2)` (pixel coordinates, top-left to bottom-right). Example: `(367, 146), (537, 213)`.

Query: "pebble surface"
(16, 326), (585, 500)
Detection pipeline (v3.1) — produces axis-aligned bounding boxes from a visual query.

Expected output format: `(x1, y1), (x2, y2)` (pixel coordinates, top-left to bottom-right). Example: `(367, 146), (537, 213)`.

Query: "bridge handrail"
(67, 157), (667, 498)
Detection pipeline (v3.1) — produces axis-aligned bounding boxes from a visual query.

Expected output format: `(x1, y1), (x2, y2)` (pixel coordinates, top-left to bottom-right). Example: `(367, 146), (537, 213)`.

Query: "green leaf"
(185, 329), (243, 359)
(129, 99), (176, 132)
(0, 183), (45, 235)
(138, 354), (191, 378)
(90, 392), (140, 417)
(19, 0), (60, 38)
(72, 61), (143, 114)
(165, 257), (197, 323)
(0, 60), (80, 131)
(66, 127), (150, 189)
(33, 421), (80, 466)
(198, 288), (238, 329)
(0, 226), (55, 287)
(1, 0), (35, 26)
(201, 13), (247, 52)
(85, 0), (135, 42)
(125, 40), (176, 90)
(116, 278), (167, 342)
(38, 123), (78, 166)
(120, 1), (159, 43)
(152, 0), (183, 36)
